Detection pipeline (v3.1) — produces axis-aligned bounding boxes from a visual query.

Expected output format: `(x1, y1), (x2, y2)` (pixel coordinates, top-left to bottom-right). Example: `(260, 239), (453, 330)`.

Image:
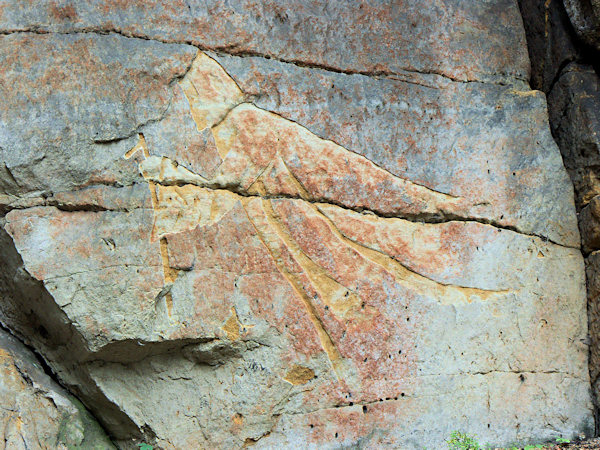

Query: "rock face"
(0, 1), (594, 449)
(563, 0), (600, 51)
(0, 328), (114, 449)
(519, 0), (600, 425)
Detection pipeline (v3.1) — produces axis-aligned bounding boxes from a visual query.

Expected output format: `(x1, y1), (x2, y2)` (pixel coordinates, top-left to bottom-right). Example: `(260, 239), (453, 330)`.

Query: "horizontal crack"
(282, 369), (584, 416)
(1, 200), (149, 214)
(43, 264), (161, 282)
(2, 178), (574, 249)
(0, 28), (527, 88)
(3, 178), (574, 248)
(147, 178), (575, 249)
(0, 181), (151, 215)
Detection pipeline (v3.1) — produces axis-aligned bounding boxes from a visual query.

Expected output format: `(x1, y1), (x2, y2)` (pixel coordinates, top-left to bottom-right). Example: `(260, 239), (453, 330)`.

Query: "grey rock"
(0, 0), (530, 84)
(518, 0), (581, 92)
(0, 327), (115, 449)
(0, 1), (593, 449)
(0, 33), (196, 198)
(548, 63), (600, 208)
(564, 0), (600, 50)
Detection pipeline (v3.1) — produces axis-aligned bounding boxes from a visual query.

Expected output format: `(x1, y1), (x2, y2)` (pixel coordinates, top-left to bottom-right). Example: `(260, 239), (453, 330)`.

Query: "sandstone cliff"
(0, 1), (596, 448)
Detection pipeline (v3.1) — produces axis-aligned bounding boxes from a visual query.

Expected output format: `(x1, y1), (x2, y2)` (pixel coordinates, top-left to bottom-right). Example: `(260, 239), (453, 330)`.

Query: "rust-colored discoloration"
(125, 133), (150, 159)
(0, 0), (530, 83)
(49, 3), (78, 21)
(121, 51), (512, 388)
(243, 197), (350, 381)
(2, 20), (586, 447)
(232, 412), (244, 425)
(179, 51), (245, 132)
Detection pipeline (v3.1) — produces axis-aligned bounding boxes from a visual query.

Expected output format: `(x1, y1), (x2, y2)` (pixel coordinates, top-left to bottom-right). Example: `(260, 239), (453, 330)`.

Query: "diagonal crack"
(143, 176), (575, 250)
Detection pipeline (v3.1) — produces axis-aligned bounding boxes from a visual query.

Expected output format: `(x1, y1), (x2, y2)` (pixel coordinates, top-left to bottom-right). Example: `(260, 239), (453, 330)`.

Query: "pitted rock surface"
(0, 1), (593, 449)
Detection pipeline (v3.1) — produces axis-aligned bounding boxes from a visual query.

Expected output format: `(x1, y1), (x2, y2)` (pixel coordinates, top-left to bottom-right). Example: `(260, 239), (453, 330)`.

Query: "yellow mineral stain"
(509, 89), (542, 97)
(232, 413), (244, 425)
(209, 194), (222, 222)
(148, 181), (159, 212)
(159, 237), (177, 317)
(279, 157), (311, 200)
(263, 200), (362, 318)
(179, 52), (245, 131)
(223, 307), (241, 341)
(314, 204), (509, 304)
(246, 160), (275, 197)
(241, 198), (349, 381)
(544, 0), (551, 38)
(124, 133), (150, 159)
(11, 415), (23, 432)
(211, 119), (238, 160)
(124, 134), (179, 317)
(283, 364), (316, 385)
(151, 184), (239, 238)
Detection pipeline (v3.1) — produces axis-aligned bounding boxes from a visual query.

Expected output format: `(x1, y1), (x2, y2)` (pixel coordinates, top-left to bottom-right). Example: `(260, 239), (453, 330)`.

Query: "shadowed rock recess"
(0, 1), (594, 448)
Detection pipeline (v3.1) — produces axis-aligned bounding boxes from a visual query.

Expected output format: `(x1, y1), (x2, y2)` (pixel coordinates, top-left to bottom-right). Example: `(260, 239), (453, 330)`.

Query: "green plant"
(138, 444), (153, 450)
(555, 437), (571, 444)
(447, 431), (481, 450)
(522, 445), (544, 449)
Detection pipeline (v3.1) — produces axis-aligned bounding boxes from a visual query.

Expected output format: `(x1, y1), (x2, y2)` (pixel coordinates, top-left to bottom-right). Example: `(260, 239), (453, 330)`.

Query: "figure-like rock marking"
(125, 51), (512, 381)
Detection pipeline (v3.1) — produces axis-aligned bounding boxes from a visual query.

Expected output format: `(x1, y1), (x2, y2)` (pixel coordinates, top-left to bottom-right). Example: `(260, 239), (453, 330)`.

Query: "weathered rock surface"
(0, 327), (114, 448)
(563, 0), (600, 51)
(0, 1), (593, 449)
(0, 0), (530, 84)
(581, 196), (600, 253)
(548, 64), (600, 209)
(518, 0), (582, 92)
(520, 0), (600, 426)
